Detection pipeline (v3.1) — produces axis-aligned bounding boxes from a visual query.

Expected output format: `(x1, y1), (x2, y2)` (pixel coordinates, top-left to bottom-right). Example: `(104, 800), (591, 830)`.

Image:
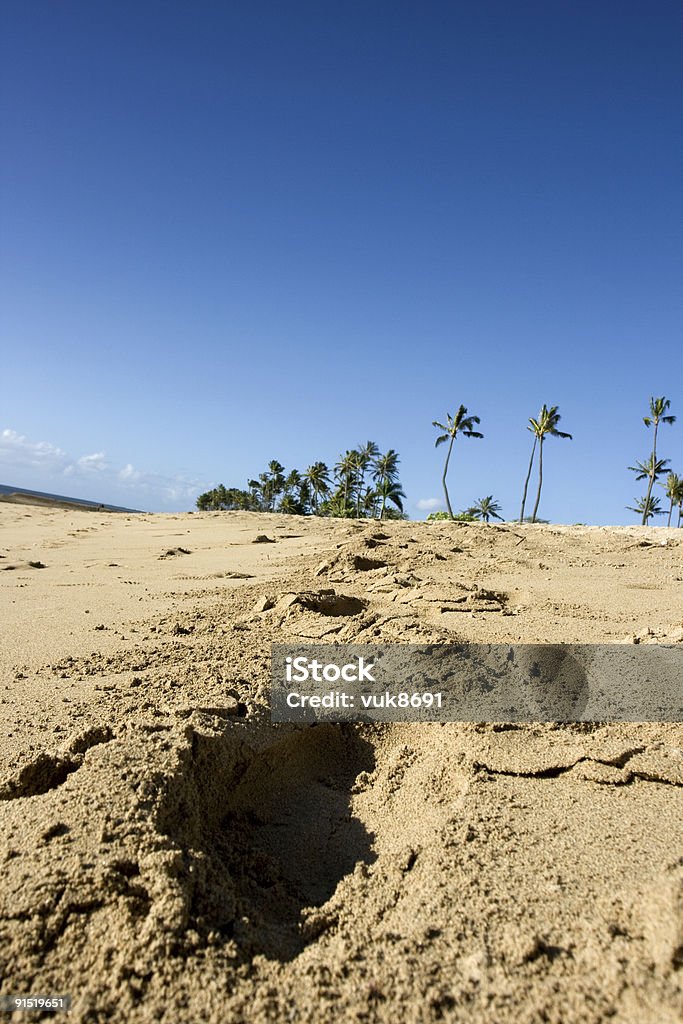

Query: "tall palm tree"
(375, 477), (405, 520)
(334, 450), (357, 510)
(627, 495), (664, 523)
(642, 396), (676, 524)
(247, 478), (263, 510)
(297, 478), (311, 512)
(662, 472), (683, 528)
(304, 462), (331, 513)
(432, 406), (483, 520)
(519, 437), (537, 523)
(283, 468), (301, 495)
(519, 405), (572, 524)
(260, 460), (285, 510)
(467, 495), (503, 523)
(353, 441), (380, 518)
(372, 449), (400, 484)
(257, 471), (271, 509)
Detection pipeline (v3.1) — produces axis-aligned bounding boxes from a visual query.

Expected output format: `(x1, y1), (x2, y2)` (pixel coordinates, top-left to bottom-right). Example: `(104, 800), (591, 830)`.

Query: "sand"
(1, 504), (682, 1023)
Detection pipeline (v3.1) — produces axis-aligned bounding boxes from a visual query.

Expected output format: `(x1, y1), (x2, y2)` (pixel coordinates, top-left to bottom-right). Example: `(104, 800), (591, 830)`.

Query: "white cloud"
(116, 463), (199, 504)
(0, 427), (203, 508)
(0, 429), (69, 471)
(416, 497), (444, 511)
(119, 463), (141, 482)
(77, 452), (108, 472)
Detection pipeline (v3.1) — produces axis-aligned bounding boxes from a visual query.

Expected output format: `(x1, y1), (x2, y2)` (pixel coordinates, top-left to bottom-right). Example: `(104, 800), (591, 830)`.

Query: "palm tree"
(353, 441), (380, 518)
(304, 462), (331, 513)
(662, 472), (683, 528)
(375, 477), (406, 519)
(629, 454), (670, 486)
(259, 460), (285, 510)
(257, 471), (271, 509)
(642, 396), (676, 525)
(432, 406), (483, 520)
(334, 450), (357, 510)
(321, 489), (355, 518)
(278, 494), (301, 515)
(247, 478), (263, 510)
(675, 477), (683, 527)
(467, 495), (503, 523)
(283, 468), (301, 495)
(268, 460), (285, 483)
(627, 495), (664, 523)
(519, 436), (537, 524)
(372, 449), (400, 484)
(297, 477), (311, 513)
(519, 405), (572, 524)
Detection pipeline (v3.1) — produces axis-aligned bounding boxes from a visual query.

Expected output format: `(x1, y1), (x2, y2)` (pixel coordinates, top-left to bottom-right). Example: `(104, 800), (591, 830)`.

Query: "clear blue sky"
(1, 1), (681, 521)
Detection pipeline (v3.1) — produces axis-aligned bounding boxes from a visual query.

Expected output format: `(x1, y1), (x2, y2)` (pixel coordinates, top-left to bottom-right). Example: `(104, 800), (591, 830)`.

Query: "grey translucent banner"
(271, 644), (683, 723)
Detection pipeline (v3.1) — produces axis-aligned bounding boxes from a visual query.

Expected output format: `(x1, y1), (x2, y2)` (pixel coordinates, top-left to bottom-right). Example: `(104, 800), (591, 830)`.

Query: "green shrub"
(426, 510), (477, 522)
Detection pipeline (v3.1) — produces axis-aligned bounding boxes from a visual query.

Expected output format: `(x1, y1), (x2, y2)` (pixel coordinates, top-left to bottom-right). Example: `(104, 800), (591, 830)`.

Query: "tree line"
(197, 395), (682, 526)
(196, 443), (406, 519)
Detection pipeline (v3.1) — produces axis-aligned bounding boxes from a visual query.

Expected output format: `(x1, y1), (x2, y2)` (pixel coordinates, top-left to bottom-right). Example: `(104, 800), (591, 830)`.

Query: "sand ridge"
(1, 506), (682, 1022)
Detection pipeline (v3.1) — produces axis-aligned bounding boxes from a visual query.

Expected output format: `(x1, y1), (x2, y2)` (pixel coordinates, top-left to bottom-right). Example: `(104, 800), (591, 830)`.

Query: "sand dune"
(1, 505), (682, 1022)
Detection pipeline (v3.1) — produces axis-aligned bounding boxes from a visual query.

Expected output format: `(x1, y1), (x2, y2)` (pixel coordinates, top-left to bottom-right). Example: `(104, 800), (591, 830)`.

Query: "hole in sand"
(350, 555), (387, 572)
(159, 724), (375, 961)
(298, 592), (367, 616)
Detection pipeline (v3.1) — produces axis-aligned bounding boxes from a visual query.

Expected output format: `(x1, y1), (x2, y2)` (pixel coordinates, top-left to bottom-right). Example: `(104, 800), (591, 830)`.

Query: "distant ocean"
(0, 484), (141, 513)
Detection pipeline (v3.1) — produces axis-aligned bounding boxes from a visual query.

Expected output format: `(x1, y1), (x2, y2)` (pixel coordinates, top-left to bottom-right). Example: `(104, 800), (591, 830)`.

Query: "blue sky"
(1, 1), (681, 521)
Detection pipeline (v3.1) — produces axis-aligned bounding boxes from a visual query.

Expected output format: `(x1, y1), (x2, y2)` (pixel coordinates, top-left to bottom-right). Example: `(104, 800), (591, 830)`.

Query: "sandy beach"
(1, 503), (682, 1022)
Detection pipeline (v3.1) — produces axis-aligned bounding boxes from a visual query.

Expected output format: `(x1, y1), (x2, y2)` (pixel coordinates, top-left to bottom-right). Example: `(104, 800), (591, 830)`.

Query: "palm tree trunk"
(380, 493), (386, 520)
(531, 438), (544, 523)
(442, 436), (455, 519)
(643, 421), (659, 525)
(519, 437), (537, 522)
(678, 504), (682, 528)
(668, 497), (674, 527)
